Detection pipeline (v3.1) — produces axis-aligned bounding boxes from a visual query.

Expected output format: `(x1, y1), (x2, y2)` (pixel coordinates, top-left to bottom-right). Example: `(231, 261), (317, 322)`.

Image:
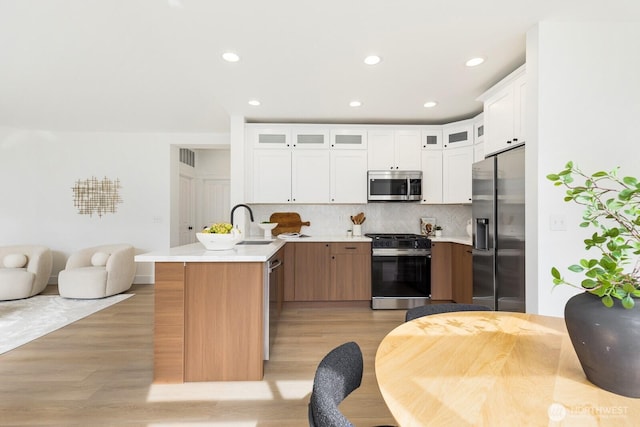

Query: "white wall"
(0, 127), (227, 283)
(528, 22), (640, 316)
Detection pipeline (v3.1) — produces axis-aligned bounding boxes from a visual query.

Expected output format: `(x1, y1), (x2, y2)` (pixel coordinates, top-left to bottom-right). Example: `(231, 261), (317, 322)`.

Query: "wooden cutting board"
(269, 212), (310, 235)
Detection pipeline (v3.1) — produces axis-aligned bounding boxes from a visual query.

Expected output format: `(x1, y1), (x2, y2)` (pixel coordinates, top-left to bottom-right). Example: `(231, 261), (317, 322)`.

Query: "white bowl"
(196, 230), (242, 250)
(257, 222), (278, 238)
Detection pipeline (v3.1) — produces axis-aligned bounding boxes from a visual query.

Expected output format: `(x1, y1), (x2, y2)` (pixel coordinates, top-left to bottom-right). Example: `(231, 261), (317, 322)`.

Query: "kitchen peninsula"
(135, 239), (287, 383)
(135, 235), (372, 383)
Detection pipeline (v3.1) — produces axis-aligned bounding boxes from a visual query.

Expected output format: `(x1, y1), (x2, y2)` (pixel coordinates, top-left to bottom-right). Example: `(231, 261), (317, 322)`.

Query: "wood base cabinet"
(451, 244), (473, 304)
(285, 242), (371, 302)
(430, 242), (473, 303)
(153, 261), (266, 383)
(430, 242), (452, 300)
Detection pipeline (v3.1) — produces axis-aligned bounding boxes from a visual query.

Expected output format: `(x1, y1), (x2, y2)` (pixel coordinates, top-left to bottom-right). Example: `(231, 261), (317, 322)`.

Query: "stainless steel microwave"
(367, 170), (422, 202)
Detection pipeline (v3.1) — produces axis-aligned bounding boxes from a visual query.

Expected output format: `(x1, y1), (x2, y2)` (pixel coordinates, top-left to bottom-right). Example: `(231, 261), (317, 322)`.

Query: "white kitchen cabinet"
(330, 128), (368, 149)
(479, 65), (526, 156)
(421, 150), (443, 204)
(473, 113), (485, 161)
(291, 150), (330, 203)
(292, 128), (330, 149)
(251, 149), (330, 204)
(252, 149), (292, 203)
(248, 126), (291, 149)
(421, 128), (443, 150)
(368, 129), (422, 170)
(474, 143), (485, 162)
(442, 145), (473, 204)
(474, 113), (484, 144)
(330, 150), (368, 203)
(442, 119), (474, 149)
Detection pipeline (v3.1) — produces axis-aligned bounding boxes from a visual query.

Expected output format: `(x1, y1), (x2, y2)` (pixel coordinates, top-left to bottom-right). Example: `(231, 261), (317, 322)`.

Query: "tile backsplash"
(249, 203), (471, 237)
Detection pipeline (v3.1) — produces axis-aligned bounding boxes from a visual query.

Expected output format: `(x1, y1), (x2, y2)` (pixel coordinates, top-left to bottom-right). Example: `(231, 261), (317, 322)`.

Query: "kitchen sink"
(236, 241), (273, 245)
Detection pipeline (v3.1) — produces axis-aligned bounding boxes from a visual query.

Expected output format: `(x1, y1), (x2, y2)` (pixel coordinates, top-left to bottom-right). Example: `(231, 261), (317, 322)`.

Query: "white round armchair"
(58, 244), (135, 299)
(0, 245), (53, 300)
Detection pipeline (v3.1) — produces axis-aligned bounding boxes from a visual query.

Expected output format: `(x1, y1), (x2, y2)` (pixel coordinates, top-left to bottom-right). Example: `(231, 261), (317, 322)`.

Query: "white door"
(201, 178), (231, 228)
(179, 174), (195, 245)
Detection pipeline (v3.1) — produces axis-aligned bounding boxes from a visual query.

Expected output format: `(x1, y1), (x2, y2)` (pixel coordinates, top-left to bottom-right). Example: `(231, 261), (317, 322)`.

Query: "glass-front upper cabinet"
(421, 128), (443, 150)
(248, 125), (291, 149)
(330, 128), (368, 149)
(442, 119), (474, 149)
(291, 127), (330, 149)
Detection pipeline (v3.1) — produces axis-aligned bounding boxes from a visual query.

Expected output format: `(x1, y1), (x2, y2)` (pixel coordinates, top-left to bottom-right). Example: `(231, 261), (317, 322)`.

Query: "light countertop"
(276, 235), (371, 243)
(429, 235), (472, 246)
(135, 235), (372, 263)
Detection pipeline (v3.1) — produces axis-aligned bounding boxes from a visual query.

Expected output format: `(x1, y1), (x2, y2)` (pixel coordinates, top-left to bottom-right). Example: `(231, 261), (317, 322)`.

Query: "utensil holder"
(353, 224), (362, 236)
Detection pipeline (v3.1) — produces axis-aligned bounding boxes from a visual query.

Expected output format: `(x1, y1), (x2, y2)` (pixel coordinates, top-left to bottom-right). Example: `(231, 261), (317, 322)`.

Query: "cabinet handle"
(507, 140), (512, 144)
(466, 250), (472, 254)
(344, 246), (357, 250)
(513, 138), (518, 142)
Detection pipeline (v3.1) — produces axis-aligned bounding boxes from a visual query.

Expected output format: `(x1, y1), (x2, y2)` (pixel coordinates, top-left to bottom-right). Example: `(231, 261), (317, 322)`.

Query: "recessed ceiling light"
(222, 52), (240, 62)
(248, 99), (260, 106)
(167, 0), (184, 8)
(465, 57), (485, 67)
(423, 101), (438, 108)
(349, 101), (362, 107)
(364, 55), (382, 65)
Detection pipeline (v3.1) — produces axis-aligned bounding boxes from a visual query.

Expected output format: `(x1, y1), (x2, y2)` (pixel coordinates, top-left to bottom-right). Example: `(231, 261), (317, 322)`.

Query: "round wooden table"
(375, 312), (639, 426)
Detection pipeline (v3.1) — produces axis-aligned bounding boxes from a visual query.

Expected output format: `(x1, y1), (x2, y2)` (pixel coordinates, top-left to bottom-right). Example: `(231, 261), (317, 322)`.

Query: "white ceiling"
(1, 0), (640, 133)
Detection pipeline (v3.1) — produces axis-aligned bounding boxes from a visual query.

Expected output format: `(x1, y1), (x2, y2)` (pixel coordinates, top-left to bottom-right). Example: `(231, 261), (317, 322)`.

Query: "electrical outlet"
(550, 214), (566, 231)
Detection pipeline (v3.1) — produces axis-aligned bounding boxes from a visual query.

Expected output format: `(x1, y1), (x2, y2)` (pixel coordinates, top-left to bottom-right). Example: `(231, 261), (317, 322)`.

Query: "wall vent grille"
(180, 148), (195, 167)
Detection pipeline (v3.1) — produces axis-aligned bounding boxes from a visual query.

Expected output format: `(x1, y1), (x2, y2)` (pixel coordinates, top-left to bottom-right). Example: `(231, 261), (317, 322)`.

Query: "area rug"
(0, 293), (133, 355)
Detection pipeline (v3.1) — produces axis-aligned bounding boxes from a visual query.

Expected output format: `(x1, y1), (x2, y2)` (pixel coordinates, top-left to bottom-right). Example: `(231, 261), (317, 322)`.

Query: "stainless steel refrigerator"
(472, 144), (525, 312)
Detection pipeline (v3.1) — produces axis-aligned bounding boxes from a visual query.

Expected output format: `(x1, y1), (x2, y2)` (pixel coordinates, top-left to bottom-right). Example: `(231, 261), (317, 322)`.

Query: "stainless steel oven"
(366, 233), (431, 309)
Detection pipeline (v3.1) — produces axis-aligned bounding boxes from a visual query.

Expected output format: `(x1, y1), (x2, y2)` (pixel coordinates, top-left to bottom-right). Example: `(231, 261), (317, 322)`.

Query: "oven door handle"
(372, 250), (431, 257)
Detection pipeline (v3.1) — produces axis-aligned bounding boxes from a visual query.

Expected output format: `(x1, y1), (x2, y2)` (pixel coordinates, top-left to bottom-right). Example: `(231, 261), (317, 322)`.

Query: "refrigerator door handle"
(474, 218), (489, 250)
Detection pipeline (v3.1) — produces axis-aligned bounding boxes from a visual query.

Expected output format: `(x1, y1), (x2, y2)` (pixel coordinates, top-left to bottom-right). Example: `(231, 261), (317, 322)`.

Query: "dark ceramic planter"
(564, 292), (640, 398)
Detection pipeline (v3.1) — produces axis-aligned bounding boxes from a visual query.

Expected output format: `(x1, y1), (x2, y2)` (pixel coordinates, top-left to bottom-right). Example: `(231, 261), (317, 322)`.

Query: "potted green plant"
(547, 161), (640, 397)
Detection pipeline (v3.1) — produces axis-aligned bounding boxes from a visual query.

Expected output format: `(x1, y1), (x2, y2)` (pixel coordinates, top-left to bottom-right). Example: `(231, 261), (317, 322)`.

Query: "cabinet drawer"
(331, 242), (370, 255)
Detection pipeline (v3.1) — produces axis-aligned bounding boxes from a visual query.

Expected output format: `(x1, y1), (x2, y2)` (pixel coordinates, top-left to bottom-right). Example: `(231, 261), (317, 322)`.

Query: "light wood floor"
(0, 284), (405, 426)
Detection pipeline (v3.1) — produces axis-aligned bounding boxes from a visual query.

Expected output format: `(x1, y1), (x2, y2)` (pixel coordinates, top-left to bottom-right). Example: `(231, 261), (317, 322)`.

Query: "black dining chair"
(308, 341), (363, 427)
(405, 303), (492, 322)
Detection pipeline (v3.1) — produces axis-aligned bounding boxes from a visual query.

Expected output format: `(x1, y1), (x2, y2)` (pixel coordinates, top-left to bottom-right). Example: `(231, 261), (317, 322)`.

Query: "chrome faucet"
(230, 204), (254, 226)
